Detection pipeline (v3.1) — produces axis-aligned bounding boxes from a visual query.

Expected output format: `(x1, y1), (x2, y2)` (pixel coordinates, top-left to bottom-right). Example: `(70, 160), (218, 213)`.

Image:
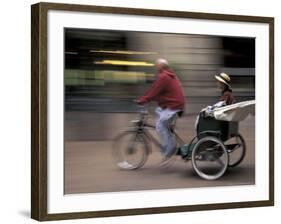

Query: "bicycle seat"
(177, 110), (184, 117)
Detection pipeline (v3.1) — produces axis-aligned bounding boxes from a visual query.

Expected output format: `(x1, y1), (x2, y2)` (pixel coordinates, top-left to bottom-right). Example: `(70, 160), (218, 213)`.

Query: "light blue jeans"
(155, 107), (180, 157)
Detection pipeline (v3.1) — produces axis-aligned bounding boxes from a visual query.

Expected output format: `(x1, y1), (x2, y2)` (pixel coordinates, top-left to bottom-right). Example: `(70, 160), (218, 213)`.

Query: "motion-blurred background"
(64, 28), (255, 141)
(64, 29), (256, 193)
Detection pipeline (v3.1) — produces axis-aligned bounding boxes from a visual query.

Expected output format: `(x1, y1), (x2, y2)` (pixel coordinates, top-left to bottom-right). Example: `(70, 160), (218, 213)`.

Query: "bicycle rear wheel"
(191, 136), (229, 180)
(226, 134), (246, 167)
(112, 131), (149, 170)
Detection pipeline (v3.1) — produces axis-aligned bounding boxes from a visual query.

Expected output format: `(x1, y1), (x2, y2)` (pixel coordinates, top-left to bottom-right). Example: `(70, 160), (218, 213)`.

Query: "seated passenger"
(205, 72), (235, 116)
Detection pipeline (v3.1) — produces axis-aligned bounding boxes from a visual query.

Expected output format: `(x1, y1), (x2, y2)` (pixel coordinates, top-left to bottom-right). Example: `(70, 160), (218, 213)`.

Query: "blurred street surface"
(64, 114), (254, 194)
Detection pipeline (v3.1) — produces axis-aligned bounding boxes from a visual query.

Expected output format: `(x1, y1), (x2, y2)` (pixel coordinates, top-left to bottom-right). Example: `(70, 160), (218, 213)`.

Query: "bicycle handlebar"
(133, 100), (149, 114)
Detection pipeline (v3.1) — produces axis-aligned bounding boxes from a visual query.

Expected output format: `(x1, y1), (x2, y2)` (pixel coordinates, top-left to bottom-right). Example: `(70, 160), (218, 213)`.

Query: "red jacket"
(138, 68), (185, 110)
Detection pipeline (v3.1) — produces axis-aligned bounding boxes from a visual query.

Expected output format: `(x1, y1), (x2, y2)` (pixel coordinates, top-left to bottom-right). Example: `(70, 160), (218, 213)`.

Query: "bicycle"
(112, 106), (246, 180)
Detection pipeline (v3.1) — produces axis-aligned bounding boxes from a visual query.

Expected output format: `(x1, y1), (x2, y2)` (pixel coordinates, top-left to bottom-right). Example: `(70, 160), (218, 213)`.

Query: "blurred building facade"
(64, 29), (255, 140)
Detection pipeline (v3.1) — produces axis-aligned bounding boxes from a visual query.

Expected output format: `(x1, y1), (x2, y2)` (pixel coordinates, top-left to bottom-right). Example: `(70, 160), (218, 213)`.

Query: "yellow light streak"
(90, 50), (158, 55)
(94, 60), (154, 67)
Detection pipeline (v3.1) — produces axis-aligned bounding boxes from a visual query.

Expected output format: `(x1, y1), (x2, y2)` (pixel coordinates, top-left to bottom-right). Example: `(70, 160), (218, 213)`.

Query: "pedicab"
(112, 100), (255, 180)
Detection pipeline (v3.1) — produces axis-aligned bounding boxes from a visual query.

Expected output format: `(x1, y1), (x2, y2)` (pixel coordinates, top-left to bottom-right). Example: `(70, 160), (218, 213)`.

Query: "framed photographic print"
(31, 2), (274, 221)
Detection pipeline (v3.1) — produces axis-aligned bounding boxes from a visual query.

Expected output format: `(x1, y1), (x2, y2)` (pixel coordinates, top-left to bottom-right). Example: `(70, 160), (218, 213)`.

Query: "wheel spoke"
(216, 158), (225, 167)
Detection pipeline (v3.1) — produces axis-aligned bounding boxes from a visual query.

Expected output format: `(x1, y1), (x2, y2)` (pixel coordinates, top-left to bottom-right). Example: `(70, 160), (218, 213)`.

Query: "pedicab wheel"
(191, 136), (229, 180)
(112, 131), (149, 170)
(227, 134), (246, 168)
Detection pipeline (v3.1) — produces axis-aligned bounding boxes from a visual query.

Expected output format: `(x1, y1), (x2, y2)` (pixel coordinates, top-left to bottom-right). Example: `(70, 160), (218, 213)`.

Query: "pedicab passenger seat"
(197, 100), (255, 142)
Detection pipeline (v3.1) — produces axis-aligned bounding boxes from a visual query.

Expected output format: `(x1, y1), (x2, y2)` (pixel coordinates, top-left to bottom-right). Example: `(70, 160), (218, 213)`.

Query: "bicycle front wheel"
(112, 131), (149, 170)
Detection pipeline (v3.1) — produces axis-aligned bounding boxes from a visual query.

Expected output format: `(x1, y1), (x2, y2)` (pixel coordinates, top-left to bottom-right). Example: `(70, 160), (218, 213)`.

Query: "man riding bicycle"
(137, 58), (185, 165)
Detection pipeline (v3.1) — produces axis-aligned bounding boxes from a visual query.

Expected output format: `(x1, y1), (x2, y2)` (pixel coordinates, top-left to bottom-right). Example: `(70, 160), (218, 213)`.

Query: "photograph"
(31, 2), (274, 221)
(64, 28), (256, 194)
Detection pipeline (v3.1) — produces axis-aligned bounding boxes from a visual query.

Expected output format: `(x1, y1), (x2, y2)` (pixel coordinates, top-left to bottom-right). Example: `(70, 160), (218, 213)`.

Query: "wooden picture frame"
(31, 2), (274, 221)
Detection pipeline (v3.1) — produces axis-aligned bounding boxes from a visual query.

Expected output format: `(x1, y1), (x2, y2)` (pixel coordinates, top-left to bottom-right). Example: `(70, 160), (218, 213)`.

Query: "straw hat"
(215, 72), (231, 87)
